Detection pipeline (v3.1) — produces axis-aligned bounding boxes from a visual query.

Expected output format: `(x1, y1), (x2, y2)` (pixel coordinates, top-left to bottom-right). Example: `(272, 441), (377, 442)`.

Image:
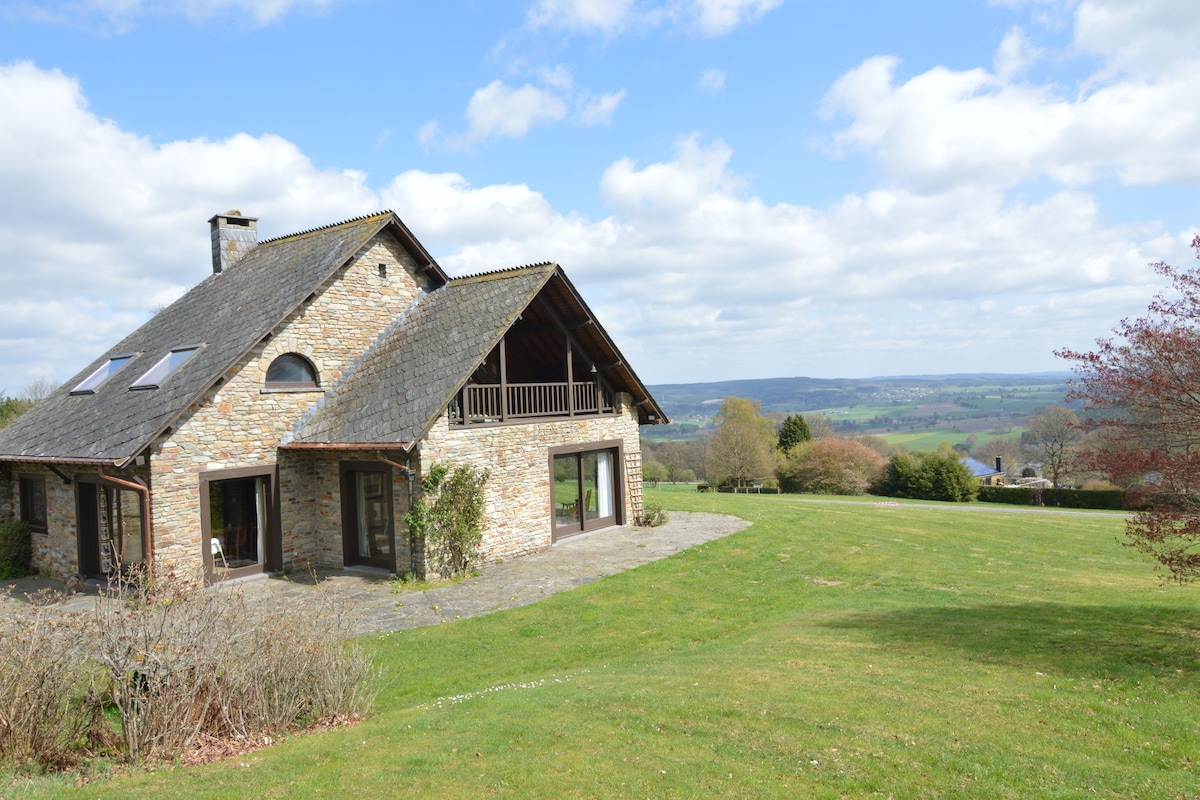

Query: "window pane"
(72, 355), (132, 394)
(118, 489), (144, 564)
(554, 454), (579, 526)
(209, 477), (264, 571)
(19, 477), (46, 528)
(132, 347), (197, 388)
(266, 353), (317, 385)
(354, 471), (391, 559)
(582, 453), (599, 521)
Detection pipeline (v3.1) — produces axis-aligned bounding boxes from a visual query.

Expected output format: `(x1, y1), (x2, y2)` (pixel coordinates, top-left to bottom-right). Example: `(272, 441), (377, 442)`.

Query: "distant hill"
(644, 373), (1074, 439)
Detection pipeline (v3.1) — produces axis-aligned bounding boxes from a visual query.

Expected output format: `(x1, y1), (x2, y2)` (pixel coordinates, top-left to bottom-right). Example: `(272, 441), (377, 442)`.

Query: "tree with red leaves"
(1057, 235), (1200, 582)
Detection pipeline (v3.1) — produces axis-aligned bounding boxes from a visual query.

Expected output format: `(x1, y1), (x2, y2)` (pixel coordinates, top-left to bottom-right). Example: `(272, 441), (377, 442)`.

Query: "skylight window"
(71, 354), (134, 395)
(131, 346), (199, 390)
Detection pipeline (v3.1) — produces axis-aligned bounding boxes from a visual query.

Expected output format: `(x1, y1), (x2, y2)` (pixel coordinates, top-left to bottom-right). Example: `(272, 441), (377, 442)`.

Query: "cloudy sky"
(0, 0), (1196, 388)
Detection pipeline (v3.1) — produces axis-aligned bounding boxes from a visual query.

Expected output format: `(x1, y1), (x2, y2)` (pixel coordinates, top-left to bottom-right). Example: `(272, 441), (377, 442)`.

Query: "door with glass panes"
(551, 445), (619, 541)
(76, 479), (146, 578)
(201, 466), (278, 582)
(340, 463), (395, 570)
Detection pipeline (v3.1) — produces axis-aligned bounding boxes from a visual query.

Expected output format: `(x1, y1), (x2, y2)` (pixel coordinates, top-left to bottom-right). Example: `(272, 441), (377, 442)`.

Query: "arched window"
(265, 353), (318, 389)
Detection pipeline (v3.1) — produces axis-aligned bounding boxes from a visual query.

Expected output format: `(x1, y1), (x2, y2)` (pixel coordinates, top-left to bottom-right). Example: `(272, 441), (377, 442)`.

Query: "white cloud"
(0, 61), (379, 385)
(430, 77), (625, 148)
(386, 136), (1180, 381)
(822, 1), (1200, 191)
(0, 61), (1185, 386)
(524, 0), (782, 37)
(416, 120), (440, 147)
(993, 26), (1039, 80)
(6, 0), (342, 31)
(1072, 0), (1200, 76)
(576, 90), (625, 125)
(526, 0), (637, 35)
(821, 52), (1200, 189)
(685, 0), (784, 36)
(461, 80), (569, 143)
(699, 68), (725, 92)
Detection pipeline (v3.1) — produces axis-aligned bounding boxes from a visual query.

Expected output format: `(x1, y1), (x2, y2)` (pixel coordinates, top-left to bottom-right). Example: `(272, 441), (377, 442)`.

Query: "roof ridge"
(451, 262), (557, 284)
(258, 210), (393, 246)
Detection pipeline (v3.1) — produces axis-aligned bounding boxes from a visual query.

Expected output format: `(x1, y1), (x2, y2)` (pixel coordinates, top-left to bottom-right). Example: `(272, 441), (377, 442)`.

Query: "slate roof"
(960, 457), (1002, 478)
(288, 263), (667, 448)
(0, 211), (445, 464)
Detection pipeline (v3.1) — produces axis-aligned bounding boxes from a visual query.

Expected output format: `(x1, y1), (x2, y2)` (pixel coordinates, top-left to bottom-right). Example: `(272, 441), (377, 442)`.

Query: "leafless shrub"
(0, 593), (105, 770)
(0, 570), (379, 770)
(88, 568), (378, 763)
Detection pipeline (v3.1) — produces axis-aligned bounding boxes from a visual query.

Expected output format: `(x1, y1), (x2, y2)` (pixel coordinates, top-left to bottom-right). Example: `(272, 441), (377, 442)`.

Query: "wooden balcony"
(449, 381), (615, 425)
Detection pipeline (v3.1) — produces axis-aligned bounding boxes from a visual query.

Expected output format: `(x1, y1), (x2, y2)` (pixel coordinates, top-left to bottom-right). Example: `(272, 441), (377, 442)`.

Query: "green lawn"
(12, 489), (1199, 798)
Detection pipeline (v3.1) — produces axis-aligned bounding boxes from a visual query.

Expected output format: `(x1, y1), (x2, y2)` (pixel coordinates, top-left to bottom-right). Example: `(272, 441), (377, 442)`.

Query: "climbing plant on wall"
(405, 463), (489, 577)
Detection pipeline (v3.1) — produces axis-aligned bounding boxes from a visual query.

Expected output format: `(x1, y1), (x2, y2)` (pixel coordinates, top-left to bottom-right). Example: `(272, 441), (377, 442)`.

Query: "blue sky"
(0, 0), (1197, 388)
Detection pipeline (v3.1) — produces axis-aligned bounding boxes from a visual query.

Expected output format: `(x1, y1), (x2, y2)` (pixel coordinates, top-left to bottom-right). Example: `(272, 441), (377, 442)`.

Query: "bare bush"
(0, 595), (103, 770)
(88, 569), (379, 763)
(0, 571), (379, 770)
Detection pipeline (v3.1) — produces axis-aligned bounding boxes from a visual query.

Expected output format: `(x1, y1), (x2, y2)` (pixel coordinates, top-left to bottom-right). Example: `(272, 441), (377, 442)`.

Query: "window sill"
(261, 386), (322, 394)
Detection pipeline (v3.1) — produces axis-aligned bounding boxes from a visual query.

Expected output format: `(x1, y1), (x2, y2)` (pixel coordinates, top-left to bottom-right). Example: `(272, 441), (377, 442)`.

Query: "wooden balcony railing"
(449, 382), (615, 425)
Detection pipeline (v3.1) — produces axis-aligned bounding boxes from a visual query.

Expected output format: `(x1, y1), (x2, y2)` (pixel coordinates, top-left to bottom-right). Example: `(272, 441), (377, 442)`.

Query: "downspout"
(98, 466), (154, 576)
(377, 450), (418, 576)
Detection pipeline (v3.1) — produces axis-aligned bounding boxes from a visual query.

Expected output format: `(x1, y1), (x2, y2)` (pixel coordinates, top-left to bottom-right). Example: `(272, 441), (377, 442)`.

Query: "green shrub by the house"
(873, 452), (976, 502)
(0, 519), (32, 579)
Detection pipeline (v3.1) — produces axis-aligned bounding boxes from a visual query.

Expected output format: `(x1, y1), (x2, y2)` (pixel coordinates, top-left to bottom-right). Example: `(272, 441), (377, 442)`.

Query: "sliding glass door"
(551, 444), (620, 540)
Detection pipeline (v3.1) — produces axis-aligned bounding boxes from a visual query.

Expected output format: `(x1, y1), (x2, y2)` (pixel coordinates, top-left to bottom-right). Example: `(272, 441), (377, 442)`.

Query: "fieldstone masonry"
(423, 394), (643, 564)
(6, 221), (657, 582)
(136, 232), (427, 574)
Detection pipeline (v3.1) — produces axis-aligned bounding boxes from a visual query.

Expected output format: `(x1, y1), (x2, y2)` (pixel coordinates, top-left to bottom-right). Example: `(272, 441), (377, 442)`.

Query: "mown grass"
(9, 488), (1199, 798)
(877, 429), (1023, 452)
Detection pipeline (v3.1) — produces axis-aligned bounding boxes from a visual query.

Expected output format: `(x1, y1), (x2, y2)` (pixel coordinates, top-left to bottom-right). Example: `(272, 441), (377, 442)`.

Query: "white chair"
(210, 537), (228, 569)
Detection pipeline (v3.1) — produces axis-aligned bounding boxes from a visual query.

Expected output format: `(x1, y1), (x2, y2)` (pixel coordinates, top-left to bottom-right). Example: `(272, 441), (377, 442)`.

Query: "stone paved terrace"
(1, 512), (750, 636)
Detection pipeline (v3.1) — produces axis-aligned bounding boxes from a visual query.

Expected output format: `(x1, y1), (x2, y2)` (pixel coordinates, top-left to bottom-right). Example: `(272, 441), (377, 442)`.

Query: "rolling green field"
(12, 488), (1198, 799)
(643, 374), (1070, 444)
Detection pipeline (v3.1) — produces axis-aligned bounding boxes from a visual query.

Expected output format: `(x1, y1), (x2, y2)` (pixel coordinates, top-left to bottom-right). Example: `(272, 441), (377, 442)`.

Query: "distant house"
(960, 456), (1006, 487)
(0, 211), (666, 582)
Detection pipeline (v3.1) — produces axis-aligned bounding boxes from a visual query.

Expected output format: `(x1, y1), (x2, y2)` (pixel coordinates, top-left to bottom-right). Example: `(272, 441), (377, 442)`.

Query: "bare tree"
(19, 378), (55, 403)
(1023, 406), (1082, 487)
(970, 438), (1024, 477)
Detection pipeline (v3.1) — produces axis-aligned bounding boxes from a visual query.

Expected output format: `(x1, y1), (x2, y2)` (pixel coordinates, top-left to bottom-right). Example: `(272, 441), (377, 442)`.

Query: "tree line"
(644, 396), (1103, 505)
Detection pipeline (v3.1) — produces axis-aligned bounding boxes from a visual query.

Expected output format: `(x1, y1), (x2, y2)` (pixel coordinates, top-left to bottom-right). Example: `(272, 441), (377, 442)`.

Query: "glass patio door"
(552, 447), (618, 541)
(341, 465), (394, 570)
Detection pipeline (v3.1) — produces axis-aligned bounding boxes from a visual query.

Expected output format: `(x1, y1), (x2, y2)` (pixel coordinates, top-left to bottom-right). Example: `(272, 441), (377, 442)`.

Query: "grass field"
(877, 429), (1024, 452)
(11, 488), (1199, 798)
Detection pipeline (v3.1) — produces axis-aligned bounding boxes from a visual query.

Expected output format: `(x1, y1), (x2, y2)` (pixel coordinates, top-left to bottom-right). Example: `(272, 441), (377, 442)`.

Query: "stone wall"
(0, 464), (11, 521)
(277, 449), (414, 574)
(421, 393), (644, 564)
(6, 464), (77, 577)
(147, 231), (429, 573)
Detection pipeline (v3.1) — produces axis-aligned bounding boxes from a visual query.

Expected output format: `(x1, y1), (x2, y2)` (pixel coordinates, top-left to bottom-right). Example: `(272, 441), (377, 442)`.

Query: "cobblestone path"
(2, 511), (750, 636)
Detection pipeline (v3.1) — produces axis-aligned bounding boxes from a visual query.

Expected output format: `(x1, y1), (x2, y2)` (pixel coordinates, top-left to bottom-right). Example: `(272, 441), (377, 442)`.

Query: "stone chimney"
(995, 456), (1003, 474)
(208, 210), (258, 274)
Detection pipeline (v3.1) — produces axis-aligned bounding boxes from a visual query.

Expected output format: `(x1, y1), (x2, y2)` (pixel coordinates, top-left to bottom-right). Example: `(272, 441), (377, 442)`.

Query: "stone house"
(0, 211), (666, 581)
(960, 456), (1006, 487)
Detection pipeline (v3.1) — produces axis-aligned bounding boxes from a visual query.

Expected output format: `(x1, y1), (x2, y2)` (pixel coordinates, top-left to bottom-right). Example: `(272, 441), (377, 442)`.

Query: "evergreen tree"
(777, 414), (813, 453)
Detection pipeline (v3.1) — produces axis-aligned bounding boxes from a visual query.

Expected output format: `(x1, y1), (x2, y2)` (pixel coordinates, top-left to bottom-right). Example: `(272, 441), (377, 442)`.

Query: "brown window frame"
(263, 352), (320, 392)
(548, 440), (624, 542)
(339, 461), (396, 572)
(199, 464), (280, 583)
(18, 474), (48, 533)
